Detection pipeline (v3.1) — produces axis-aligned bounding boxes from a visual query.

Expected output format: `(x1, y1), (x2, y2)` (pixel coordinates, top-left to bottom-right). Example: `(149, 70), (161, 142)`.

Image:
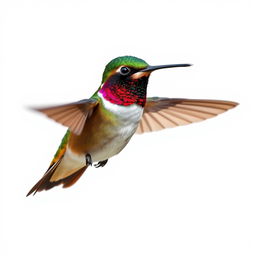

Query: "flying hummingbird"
(27, 56), (238, 196)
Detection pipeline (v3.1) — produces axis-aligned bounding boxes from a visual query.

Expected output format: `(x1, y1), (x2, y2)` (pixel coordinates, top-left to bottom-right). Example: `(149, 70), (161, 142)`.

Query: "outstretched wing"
(32, 98), (99, 135)
(136, 98), (238, 134)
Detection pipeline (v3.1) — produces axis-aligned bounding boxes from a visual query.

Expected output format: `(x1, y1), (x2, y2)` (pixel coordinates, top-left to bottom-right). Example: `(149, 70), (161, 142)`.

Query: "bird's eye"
(120, 66), (131, 75)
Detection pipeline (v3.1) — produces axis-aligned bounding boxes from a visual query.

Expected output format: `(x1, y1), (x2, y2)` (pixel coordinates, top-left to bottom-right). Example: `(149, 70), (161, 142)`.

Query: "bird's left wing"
(136, 97), (238, 134)
(33, 98), (99, 135)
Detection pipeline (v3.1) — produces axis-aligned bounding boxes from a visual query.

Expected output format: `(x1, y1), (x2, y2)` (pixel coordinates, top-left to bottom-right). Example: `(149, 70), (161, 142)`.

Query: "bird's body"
(27, 56), (238, 196)
(69, 92), (143, 161)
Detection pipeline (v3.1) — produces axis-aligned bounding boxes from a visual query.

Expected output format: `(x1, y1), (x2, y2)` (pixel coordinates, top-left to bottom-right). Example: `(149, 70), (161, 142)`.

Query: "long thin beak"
(131, 63), (192, 79)
(140, 63), (192, 72)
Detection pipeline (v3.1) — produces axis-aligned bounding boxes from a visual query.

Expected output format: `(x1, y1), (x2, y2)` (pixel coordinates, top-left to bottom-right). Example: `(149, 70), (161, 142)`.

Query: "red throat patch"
(99, 77), (148, 106)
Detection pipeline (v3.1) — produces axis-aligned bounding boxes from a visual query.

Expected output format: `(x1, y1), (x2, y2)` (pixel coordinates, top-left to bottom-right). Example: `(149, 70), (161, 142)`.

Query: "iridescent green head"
(101, 56), (148, 84)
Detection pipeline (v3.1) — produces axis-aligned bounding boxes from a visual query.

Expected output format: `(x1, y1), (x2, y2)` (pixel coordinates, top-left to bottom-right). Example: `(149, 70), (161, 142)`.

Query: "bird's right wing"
(136, 97), (238, 134)
(32, 98), (99, 135)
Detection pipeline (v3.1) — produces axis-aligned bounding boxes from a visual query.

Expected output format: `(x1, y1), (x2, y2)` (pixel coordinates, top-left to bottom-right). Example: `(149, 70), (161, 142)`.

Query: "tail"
(27, 130), (89, 196)
(26, 156), (88, 197)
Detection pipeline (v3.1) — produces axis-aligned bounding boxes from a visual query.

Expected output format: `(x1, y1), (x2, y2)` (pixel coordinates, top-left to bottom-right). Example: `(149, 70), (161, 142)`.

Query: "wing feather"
(162, 109), (191, 124)
(136, 98), (238, 134)
(169, 106), (214, 119)
(33, 98), (98, 135)
(156, 112), (179, 126)
(147, 112), (165, 130)
(141, 113), (153, 133)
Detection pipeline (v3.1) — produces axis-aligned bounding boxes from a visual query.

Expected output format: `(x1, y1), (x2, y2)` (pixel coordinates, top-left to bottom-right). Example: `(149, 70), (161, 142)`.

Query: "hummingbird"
(26, 56), (238, 196)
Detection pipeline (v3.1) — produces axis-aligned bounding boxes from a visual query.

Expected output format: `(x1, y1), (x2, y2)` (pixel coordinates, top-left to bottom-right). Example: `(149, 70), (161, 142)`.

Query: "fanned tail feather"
(26, 157), (88, 196)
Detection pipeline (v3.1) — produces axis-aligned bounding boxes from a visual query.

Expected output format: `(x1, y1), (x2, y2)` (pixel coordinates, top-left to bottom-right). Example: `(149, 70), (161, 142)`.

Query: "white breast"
(98, 92), (143, 126)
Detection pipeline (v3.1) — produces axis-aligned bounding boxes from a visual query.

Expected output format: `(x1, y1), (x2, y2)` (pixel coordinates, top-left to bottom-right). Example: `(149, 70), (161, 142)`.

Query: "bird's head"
(99, 56), (191, 106)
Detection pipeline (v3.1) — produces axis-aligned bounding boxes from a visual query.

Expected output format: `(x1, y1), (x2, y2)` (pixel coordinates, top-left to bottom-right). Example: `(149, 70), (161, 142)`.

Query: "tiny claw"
(94, 159), (108, 168)
(94, 163), (101, 168)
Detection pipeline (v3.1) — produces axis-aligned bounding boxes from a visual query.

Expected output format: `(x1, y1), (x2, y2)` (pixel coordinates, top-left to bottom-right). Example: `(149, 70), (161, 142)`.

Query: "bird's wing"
(32, 98), (99, 135)
(136, 97), (238, 134)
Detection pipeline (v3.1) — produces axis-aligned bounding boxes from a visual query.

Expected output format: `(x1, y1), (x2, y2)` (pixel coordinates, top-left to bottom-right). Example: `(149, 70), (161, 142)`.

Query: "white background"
(1, 0), (255, 255)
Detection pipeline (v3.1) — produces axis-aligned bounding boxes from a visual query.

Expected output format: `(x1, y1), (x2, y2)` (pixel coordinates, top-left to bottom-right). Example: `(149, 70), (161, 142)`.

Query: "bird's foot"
(94, 159), (108, 168)
(85, 154), (93, 166)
